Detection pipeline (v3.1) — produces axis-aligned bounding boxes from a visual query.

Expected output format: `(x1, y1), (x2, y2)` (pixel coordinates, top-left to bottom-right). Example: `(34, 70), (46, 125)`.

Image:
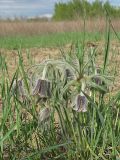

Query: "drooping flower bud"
(65, 68), (74, 80)
(18, 80), (25, 96)
(73, 94), (87, 112)
(93, 67), (102, 85)
(32, 79), (51, 98)
(39, 79), (51, 98)
(38, 107), (50, 124)
(96, 68), (101, 74)
(32, 64), (51, 98)
(92, 76), (102, 85)
(13, 79), (25, 97)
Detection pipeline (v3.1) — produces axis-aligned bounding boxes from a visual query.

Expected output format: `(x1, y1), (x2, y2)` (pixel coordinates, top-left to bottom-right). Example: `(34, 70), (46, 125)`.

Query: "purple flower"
(65, 69), (74, 80)
(32, 79), (51, 98)
(73, 94), (87, 112)
(96, 68), (101, 74)
(92, 76), (102, 85)
(92, 67), (102, 85)
(13, 79), (25, 97)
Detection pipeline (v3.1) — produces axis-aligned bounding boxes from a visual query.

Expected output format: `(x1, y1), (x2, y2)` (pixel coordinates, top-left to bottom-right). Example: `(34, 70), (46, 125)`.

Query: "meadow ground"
(0, 19), (120, 159)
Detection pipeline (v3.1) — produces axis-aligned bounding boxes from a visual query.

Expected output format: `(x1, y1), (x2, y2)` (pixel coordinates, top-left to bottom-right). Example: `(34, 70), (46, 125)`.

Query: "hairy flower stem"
(90, 46), (96, 74)
(80, 80), (86, 96)
(42, 65), (48, 80)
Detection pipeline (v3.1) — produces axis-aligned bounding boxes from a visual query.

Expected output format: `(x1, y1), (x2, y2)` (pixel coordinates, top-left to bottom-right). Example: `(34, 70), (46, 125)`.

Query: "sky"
(0, 0), (119, 19)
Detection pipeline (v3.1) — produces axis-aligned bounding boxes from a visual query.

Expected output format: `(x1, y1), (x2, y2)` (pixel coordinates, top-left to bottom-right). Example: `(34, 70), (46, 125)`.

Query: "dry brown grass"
(0, 18), (120, 36)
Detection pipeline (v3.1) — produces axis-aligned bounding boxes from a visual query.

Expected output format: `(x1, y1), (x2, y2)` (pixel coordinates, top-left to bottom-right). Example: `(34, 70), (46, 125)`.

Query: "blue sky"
(0, 0), (119, 19)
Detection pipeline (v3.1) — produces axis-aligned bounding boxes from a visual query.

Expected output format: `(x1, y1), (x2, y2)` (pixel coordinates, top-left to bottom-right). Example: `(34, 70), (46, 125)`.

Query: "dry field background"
(0, 18), (120, 36)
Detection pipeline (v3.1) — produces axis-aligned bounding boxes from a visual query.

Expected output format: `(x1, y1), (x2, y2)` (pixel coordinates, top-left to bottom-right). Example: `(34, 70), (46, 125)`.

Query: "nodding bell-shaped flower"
(92, 76), (102, 85)
(38, 107), (51, 124)
(32, 65), (51, 98)
(32, 79), (51, 98)
(65, 68), (74, 80)
(92, 67), (102, 85)
(73, 94), (87, 112)
(96, 67), (101, 74)
(73, 80), (87, 112)
(13, 79), (25, 98)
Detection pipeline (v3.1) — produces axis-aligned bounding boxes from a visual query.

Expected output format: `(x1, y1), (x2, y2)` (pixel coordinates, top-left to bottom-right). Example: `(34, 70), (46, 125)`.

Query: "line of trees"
(53, 0), (120, 20)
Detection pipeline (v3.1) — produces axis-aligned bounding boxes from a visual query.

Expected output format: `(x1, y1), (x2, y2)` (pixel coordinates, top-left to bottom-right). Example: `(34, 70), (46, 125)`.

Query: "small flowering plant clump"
(24, 44), (111, 116)
(11, 43), (112, 134)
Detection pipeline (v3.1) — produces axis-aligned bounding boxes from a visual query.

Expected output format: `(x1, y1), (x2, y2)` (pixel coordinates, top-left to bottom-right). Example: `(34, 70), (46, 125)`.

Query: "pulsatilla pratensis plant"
(18, 44), (111, 114)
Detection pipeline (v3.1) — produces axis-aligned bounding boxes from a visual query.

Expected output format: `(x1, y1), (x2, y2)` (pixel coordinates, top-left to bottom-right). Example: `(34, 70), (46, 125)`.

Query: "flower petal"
(38, 79), (51, 98)
(13, 79), (25, 97)
(32, 79), (41, 95)
(65, 69), (74, 80)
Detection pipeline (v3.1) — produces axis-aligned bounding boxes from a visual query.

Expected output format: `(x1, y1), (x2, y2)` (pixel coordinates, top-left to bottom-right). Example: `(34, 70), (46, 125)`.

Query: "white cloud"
(0, 0), (15, 2)
(0, 0), (119, 19)
(0, 4), (46, 9)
